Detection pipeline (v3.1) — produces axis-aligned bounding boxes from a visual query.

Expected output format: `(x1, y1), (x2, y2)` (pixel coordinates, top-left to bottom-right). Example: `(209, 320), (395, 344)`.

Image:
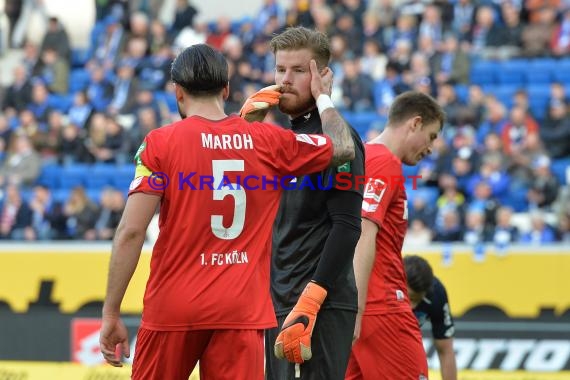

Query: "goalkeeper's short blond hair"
(269, 26), (331, 69)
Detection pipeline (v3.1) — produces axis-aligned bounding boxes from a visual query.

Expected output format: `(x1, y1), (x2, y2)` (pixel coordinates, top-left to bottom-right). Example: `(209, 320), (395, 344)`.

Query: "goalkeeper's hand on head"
(239, 84), (282, 122)
(274, 281), (327, 363)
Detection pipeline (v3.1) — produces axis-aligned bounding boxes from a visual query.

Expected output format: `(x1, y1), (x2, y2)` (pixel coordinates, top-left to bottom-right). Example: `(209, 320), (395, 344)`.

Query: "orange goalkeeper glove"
(239, 84), (282, 122)
(274, 281), (328, 363)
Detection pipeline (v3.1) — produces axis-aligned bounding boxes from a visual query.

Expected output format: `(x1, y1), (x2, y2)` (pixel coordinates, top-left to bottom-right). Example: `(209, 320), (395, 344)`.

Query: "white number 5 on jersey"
(211, 160), (246, 239)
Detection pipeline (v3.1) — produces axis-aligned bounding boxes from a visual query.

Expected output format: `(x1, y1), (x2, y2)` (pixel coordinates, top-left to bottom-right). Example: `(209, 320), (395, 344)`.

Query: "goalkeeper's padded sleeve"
(239, 84), (282, 122)
(274, 281), (328, 363)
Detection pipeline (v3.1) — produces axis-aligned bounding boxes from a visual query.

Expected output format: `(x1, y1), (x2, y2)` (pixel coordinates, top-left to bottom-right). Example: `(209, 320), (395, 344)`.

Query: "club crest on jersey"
(362, 178), (386, 213)
(337, 162), (351, 173)
(134, 141), (146, 166)
(295, 133), (327, 146)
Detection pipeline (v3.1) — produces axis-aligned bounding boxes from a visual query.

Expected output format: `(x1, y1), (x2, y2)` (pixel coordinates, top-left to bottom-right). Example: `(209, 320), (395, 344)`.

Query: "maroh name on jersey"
(201, 133), (254, 150)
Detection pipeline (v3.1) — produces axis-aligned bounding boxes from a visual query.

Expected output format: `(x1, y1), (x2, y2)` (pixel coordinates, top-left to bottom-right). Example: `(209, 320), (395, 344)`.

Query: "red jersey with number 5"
(129, 115), (333, 331)
(361, 143), (412, 316)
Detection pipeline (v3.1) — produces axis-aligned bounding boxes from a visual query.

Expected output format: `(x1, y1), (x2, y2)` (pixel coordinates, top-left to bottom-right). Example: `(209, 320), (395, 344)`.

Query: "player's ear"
(174, 83), (185, 102)
(410, 116), (423, 132)
(222, 83), (230, 101)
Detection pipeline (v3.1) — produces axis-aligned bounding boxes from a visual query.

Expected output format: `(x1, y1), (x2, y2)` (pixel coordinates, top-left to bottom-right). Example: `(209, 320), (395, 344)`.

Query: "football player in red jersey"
(98, 44), (355, 380)
(347, 91), (445, 380)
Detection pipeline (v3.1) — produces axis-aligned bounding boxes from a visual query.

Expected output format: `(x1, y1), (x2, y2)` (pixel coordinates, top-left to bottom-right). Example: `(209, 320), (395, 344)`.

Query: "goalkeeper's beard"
(279, 93), (316, 118)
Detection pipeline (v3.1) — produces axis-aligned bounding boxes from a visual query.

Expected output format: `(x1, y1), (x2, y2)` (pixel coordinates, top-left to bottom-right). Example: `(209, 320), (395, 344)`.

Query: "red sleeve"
(128, 131), (166, 197)
(361, 159), (400, 227)
(258, 123), (333, 177)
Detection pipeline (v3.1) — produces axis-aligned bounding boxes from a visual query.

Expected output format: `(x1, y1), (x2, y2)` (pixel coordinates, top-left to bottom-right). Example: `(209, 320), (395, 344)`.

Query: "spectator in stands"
(467, 5), (509, 59)
(410, 195), (437, 228)
(521, 6), (557, 57)
(436, 174), (466, 228)
(206, 16), (233, 50)
(2, 65), (32, 116)
(248, 36), (275, 86)
(27, 81), (53, 129)
(469, 180), (499, 227)
(0, 116), (11, 163)
(67, 91), (93, 130)
(108, 60), (139, 115)
(311, 4), (335, 36)
(340, 56), (374, 112)
(0, 133), (41, 187)
(91, 116), (126, 164)
(21, 41), (40, 77)
(452, 0), (476, 41)
(508, 131), (545, 188)
(28, 184), (59, 240)
(63, 186), (99, 240)
(86, 63), (114, 112)
(286, 0), (314, 28)
(492, 206), (519, 246)
(137, 44), (172, 92)
(550, 7), (570, 57)
(547, 82), (569, 115)
(36, 110), (64, 162)
(59, 124), (91, 165)
(368, 0), (397, 31)
(4, 0), (23, 49)
(37, 47), (69, 94)
(404, 219), (433, 246)
(387, 14), (417, 58)
(432, 34), (470, 85)
(361, 11), (385, 52)
(419, 4), (447, 50)
(437, 83), (464, 126)
(501, 2), (524, 58)
(359, 39), (388, 82)
(0, 184), (33, 240)
(540, 100), (570, 159)
(557, 212), (570, 242)
(93, 187), (124, 240)
(169, 0), (199, 39)
(467, 155), (510, 203)
(527, 155), (560, 210)
(334, 14), (363, 55)
(476, 98), (508, 145)
(463, 209), (491, 244)
(501, 105), (539, 155)
(466, 84), (486, 126)
(92, 15), (126, 70)
(418, 137), (453, 186)
(433, 209), (463, 242)
(39, 16), (71, 64)
(252, 0), (285, 35)
(519, 210), (558, 244)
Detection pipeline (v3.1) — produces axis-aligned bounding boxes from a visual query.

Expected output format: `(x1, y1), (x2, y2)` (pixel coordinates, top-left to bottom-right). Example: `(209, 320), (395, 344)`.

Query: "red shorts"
(131, 327), (264, 380)
(346, 312), (428, 380)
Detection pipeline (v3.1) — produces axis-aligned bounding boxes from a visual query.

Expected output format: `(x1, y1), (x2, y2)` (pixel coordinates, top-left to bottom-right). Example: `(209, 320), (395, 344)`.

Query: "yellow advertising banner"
(1, 245), (570, 317)
(0, 362), (568, 380)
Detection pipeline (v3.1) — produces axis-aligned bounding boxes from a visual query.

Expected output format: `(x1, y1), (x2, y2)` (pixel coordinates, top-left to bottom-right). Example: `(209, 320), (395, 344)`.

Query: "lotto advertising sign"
(71, 318), (138, 365)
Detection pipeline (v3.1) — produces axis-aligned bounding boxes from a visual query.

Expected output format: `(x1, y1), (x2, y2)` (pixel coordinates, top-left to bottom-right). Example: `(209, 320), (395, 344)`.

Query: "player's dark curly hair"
(171, 44), (228, 96)
(404, 255), (434, 294)
(388, 91), (445, 131)
(270, 26), (331, 69)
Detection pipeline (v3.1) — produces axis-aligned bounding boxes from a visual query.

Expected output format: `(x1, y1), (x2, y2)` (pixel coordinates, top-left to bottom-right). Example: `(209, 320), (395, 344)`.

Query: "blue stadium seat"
(112, 176), (133, 191)
(52, 188), (71, 204)
(497, 63), (525, 86)
(470, 61), (497, 85)
(407, 187), (439, 207)
(85, 174), (113, 189)
(71, 49), (89, 68)
(47, 94), (74, 113)
(58, 164), (90, 189)
(36, 164), (61, 188)
(454, 84), (469, 103)
(551, 158), (570, 185)
(69, 69), (91, 93)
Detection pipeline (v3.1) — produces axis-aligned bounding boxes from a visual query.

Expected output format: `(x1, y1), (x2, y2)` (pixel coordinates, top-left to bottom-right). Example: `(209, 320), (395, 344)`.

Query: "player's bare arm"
(100, 192), (160, 367)
(352, 218), (379, 343)
(309, 59), (355, 166)
(435, 338), (458, 380)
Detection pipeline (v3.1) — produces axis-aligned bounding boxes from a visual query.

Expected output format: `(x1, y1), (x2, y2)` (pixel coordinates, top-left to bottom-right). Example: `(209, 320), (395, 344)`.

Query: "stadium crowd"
(0, 0), (569, 244)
